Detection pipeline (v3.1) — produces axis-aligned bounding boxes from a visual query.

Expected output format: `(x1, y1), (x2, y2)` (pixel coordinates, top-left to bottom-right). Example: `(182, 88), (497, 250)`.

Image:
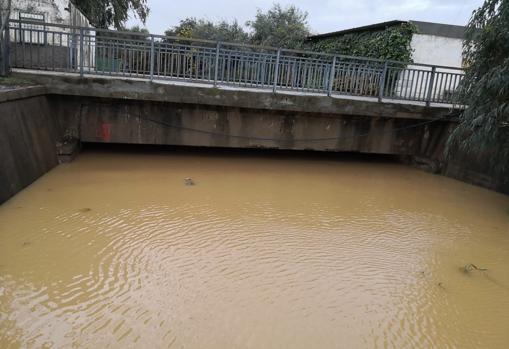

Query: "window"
(18, 12), (46, 44)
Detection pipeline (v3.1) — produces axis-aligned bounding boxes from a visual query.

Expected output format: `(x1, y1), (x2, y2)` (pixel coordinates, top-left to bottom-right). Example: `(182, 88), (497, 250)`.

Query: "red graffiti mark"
(100, 123), (112, 142)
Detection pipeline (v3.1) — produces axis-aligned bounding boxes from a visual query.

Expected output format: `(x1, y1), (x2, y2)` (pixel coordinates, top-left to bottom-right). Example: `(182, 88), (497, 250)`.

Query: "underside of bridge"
(12, 72), (459, 154)
(0, 73), (505, 203)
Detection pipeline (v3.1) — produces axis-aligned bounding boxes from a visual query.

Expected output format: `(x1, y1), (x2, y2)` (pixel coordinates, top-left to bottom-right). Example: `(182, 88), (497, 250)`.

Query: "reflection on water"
(0, 149), (508, 348)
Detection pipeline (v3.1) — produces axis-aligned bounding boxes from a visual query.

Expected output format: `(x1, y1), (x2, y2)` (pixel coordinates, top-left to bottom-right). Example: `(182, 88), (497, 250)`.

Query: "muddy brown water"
(1, 150), (508, 348)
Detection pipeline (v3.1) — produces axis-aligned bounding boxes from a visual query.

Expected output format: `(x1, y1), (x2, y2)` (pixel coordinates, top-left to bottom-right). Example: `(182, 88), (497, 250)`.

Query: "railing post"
(6, 17), (10, 74)
(327, 55), (337, 97)
(79, 27), (84, 77)
(378, 61), (388, 102)
(43, 23), (47, 46)
(273, 48), (281, 93)
(426, 66), (436, 107)
(213, 41), (220, 87)
(149, 35), (155, 81)
(0, 16), (10, 76)
(0, 33), (4, 77)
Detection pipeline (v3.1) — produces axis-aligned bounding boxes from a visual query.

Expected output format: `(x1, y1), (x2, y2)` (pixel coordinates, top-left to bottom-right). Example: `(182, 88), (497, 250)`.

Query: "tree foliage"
(127, 25), (149, 34)
(161, 4), (414, 60)
(164, 5), (310, 49)
(165, 17), (249, 43)
(306, 23), (417, 61)
(247, 4), (311, 49)
(447, 0), (509, 178)
(73, 0), (149, 29)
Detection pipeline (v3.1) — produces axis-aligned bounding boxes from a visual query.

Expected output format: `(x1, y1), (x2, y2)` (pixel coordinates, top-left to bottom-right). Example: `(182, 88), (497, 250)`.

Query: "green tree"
(126, 25), (149, 34)
(247, 4), (311, 49)
(165, 17), (249, 43)
(447, 0), (509, 178)
(73, 0), (149, 29)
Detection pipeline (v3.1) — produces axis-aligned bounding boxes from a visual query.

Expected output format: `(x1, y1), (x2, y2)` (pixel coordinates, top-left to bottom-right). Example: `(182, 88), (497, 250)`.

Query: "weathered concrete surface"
(444, 150), (509, 194)
(57, 139), (81, 163)
(13, 72), (458, 121)
(10, 73), (460, 159)
(0, 93), (62, 203)
(67, 97), (454, 158)
(0, 85), (47, 103)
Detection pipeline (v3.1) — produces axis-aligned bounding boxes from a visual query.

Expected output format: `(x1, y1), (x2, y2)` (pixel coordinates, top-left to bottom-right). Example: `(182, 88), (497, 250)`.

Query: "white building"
(308, 20), (465, 68)
(8, 0), (95, 70)
(308, 20), (466, 102)
(404, 21), (465, 102)
(10, 0), (92, 27)
(408, 21), (464, 68)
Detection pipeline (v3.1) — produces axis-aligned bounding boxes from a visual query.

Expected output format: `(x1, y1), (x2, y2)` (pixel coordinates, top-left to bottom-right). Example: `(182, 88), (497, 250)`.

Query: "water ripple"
(1, 152), (509, 348)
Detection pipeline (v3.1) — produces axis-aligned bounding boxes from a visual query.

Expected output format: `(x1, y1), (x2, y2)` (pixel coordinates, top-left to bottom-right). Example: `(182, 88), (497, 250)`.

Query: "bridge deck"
(10, 70), (458, 123)
(11, 69), (457, 110)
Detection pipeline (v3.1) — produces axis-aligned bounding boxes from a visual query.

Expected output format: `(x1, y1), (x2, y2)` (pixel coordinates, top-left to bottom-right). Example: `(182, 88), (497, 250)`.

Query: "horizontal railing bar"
(386, 59), (465, 71)
(215, 41), (279, 51)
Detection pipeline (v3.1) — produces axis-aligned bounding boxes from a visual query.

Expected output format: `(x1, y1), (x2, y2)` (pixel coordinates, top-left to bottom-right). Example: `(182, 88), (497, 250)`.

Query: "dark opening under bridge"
(3, 19), (465, 106)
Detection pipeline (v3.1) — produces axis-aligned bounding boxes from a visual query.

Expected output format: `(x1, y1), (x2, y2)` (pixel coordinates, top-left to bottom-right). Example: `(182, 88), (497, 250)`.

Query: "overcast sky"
(127, 0), (484, 35)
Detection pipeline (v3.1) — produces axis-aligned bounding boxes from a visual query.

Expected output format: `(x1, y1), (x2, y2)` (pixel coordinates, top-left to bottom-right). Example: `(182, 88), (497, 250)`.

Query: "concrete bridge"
(0, 71), (462, 202)
(6, 71), (459, 153)
(4, 20), (504, 203)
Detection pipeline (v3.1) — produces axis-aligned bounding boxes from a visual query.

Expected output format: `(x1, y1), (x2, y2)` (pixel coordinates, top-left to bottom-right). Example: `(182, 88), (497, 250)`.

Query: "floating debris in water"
(79, 208), (92, 213)
(463, 263), (488, 274)
(184, 178), (195, 186)
(438, 282), (446, 290)
(22, 242), (31, 247)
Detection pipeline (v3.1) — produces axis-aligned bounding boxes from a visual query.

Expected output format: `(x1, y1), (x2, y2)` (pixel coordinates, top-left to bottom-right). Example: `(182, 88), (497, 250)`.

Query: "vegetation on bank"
(161, 4), (416, 60)
(53, 1), (413, 60)
(160, 4), (417, 62)
(306, 23), (417, 62)
(0, 76), (34, 87)
(247, 4), (311, 49)
(447, 0), (509, 180)
(165, 4), (312, 50)
(164, 18), (249, 44)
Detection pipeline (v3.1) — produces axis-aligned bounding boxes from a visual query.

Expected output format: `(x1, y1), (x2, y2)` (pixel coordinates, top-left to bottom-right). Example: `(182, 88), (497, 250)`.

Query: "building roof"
(307, 20), (465, 41)
(410, 21), (465, 39)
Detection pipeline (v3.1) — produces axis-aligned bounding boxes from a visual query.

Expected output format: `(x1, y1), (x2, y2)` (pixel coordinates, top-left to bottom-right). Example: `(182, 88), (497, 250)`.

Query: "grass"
(0, 76), (35, 87)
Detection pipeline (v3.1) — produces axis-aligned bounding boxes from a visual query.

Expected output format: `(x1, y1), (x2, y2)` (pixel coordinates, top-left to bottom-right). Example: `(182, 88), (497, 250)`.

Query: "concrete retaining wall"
(0, 93), (62, 203)
(444, 150), (509, 194)
(71, 98), (452, 158)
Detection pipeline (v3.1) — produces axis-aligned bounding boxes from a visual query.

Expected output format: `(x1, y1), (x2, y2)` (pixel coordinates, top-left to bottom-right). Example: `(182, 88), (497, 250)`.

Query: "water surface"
(1, 150), (508, 348)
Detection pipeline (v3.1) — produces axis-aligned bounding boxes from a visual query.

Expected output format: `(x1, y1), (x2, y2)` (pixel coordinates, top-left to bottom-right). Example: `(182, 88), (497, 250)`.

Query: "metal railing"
(0, 10), (10, 76)
(7, 19), (465, 105)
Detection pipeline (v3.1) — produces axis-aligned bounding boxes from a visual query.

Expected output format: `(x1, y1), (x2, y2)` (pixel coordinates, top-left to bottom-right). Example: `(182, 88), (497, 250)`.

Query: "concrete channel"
(0, 73), (506, 203)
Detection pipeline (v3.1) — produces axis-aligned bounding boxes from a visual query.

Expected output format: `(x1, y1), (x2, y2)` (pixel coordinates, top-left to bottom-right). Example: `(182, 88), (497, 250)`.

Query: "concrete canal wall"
(0, 88), (62, 202)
